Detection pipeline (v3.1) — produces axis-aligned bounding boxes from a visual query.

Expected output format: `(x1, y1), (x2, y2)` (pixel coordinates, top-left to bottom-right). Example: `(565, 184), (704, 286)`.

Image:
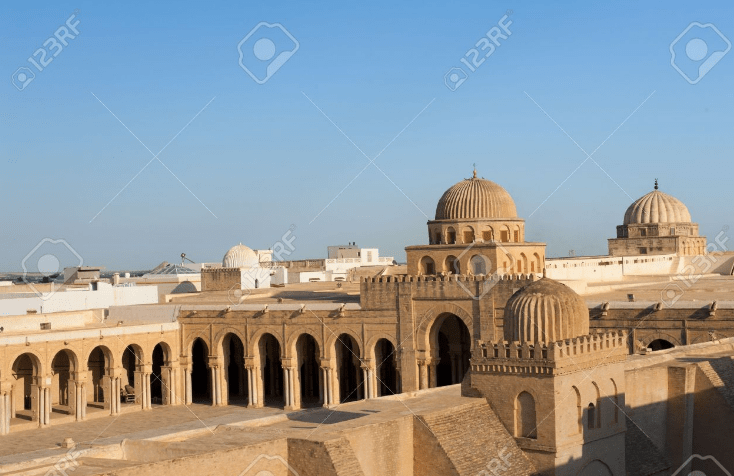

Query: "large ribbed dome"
(222, 243), (258, 268)
(623, 189), (691, 225)
(435, 173), (517, 220)
(504, 278), (589, 344)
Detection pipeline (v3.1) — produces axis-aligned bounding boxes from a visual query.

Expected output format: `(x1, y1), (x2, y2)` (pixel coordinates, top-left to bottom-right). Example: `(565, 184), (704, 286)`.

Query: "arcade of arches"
(0, 337), (178, 435)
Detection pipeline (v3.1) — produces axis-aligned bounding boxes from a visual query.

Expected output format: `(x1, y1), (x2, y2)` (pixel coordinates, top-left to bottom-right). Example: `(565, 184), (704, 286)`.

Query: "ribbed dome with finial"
(435, 170), (517, 220)
(503, 278), (589, 344)
(623, 180), (692, 225)
(222, 243), (258, 268)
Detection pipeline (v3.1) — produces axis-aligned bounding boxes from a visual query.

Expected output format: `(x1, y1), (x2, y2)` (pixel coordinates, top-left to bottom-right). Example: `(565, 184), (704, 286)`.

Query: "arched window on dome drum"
(482, 228), (494, 242)
(515, 391), (537, 438)
(500, 226), (510, 243)
(462, 226), (475, 244)
(446, 227), (456, 244)
(513, 229), (520, 242)
(419, 256), (435, 275)
(519, 253), (528, 273)
(445, 256), (460, 274)
(470, 255), (488, 275)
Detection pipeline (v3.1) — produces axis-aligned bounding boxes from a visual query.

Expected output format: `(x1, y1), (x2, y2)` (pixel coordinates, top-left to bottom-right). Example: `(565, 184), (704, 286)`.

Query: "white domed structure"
(623, 190), (691, 225)
(503, 278), (589, 344)
(222, 243), (258, 268)
(435, 172), (518, 220)
(609, 181), (706, 257)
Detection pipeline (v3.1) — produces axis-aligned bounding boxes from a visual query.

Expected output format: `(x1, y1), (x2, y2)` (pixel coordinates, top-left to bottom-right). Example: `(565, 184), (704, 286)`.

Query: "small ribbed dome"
(504, 278), (589, 344)
(222, 243), (258, 268)
(623, 190), (691, 225)
(435, 173), (517, 220)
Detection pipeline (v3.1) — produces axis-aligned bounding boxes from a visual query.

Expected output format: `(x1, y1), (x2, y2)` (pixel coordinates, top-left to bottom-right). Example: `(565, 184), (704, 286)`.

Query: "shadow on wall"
(475, 367), (734, 476)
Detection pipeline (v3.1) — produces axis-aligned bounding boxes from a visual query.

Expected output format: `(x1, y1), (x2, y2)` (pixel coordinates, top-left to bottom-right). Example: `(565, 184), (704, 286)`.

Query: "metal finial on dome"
(654, 179), (658, 190)
(472, 164), (477, 179)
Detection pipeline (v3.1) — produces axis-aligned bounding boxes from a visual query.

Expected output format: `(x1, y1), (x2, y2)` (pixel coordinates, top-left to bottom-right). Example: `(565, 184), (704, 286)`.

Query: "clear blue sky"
(2, 0), (732, 271)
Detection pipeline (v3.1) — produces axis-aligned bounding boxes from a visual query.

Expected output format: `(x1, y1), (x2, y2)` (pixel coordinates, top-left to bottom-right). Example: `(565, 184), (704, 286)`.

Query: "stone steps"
(323, 437), (365, 476)
(698, 356), (734, 411)
(418, 401), (536, 476)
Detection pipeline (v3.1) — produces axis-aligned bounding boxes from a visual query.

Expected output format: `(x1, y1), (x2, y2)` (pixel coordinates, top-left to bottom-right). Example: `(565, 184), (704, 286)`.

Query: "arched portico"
(334, 334), (363, 403)
(222, 333), (247, 406)
(425, 313), (471, 389)
(10, 352), (44, 427)
(294, 333), (321, 408)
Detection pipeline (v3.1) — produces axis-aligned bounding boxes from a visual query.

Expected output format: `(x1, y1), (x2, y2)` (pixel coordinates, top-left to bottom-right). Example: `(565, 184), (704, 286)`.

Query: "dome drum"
(427, 219), (525, 245)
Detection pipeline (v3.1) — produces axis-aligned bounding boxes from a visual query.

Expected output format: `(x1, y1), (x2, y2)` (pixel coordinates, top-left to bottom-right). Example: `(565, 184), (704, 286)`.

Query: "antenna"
(180, 253), (196, 266)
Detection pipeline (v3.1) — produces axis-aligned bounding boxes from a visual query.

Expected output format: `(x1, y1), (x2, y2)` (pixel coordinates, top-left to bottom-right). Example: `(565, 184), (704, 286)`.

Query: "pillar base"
(284, 405), (299, 411)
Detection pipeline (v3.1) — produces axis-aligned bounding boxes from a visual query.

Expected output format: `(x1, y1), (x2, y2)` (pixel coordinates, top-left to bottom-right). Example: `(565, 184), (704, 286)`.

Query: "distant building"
(608, 181), (707, 256)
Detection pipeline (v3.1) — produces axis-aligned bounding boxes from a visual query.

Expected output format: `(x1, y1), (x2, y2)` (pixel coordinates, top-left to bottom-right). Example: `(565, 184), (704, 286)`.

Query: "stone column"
(209, 365), (220, 406)
(185, 368), (192, 405)
(112, 377), (120, 415)
(320, 366), (333, 407)
(74, 382), (82, 421)
(283, 366), (296, 410)
(418, 360), (429, 390)
(428, 359), (438, 388)
(80, 382), (87, 420)
(361, 363), (376, 399)
(145, 372), (152, 409)
(0, 391), (9, 435)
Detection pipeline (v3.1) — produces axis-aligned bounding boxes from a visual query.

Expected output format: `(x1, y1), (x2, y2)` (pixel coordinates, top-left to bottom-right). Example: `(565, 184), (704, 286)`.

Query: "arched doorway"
(431, 314), (471, 387)
(375, 339), (398, 396)
(122, 345), (143, 405)
(87, 347), (110, 408)
(335, 334), (362, 403)
(258, 334), (284, 407)
(11, 353), (40, 421)
(648, 339), (674, 351)
(191, 339), (211, 403)
(51, 350), (75, 413)
(151, 344), (166, 405)
(295, 334), (321, 408)
(223, 334), (247, 405)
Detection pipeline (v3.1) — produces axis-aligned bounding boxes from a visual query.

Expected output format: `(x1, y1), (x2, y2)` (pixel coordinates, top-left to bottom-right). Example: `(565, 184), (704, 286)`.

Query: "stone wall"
(201, 268), (242, 292)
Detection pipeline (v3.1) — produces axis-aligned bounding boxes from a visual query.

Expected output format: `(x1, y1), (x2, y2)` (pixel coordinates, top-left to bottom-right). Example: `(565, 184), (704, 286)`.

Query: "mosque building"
(608, 180), (707, 257)
(406, 169), (546, 277)
(0, 170), (733, 476)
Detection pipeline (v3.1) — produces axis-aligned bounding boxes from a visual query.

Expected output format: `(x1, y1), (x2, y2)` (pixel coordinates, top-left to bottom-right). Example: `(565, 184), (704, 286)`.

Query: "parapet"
(472, 330), (628, 376)
(359, 273), (536, 310)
